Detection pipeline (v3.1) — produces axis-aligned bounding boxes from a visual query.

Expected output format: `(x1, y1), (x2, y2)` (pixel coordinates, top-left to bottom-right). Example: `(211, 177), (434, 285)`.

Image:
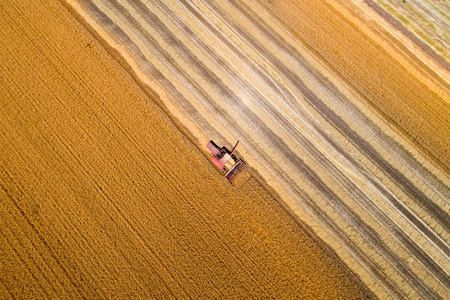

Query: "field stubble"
(259, 0), (450, 171)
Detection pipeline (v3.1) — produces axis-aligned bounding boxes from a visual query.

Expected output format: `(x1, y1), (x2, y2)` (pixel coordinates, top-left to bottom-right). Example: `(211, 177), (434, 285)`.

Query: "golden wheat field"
(1, 0), (449, 298)
(0, 0), (375, 298)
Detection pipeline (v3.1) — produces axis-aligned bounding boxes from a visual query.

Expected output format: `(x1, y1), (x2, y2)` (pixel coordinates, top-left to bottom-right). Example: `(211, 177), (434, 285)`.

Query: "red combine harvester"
(207, 140), (246, 182)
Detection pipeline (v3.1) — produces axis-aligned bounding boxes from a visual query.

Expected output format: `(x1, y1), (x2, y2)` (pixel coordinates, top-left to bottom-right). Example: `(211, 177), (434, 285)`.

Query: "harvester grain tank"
(207, 140), (246, 182)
